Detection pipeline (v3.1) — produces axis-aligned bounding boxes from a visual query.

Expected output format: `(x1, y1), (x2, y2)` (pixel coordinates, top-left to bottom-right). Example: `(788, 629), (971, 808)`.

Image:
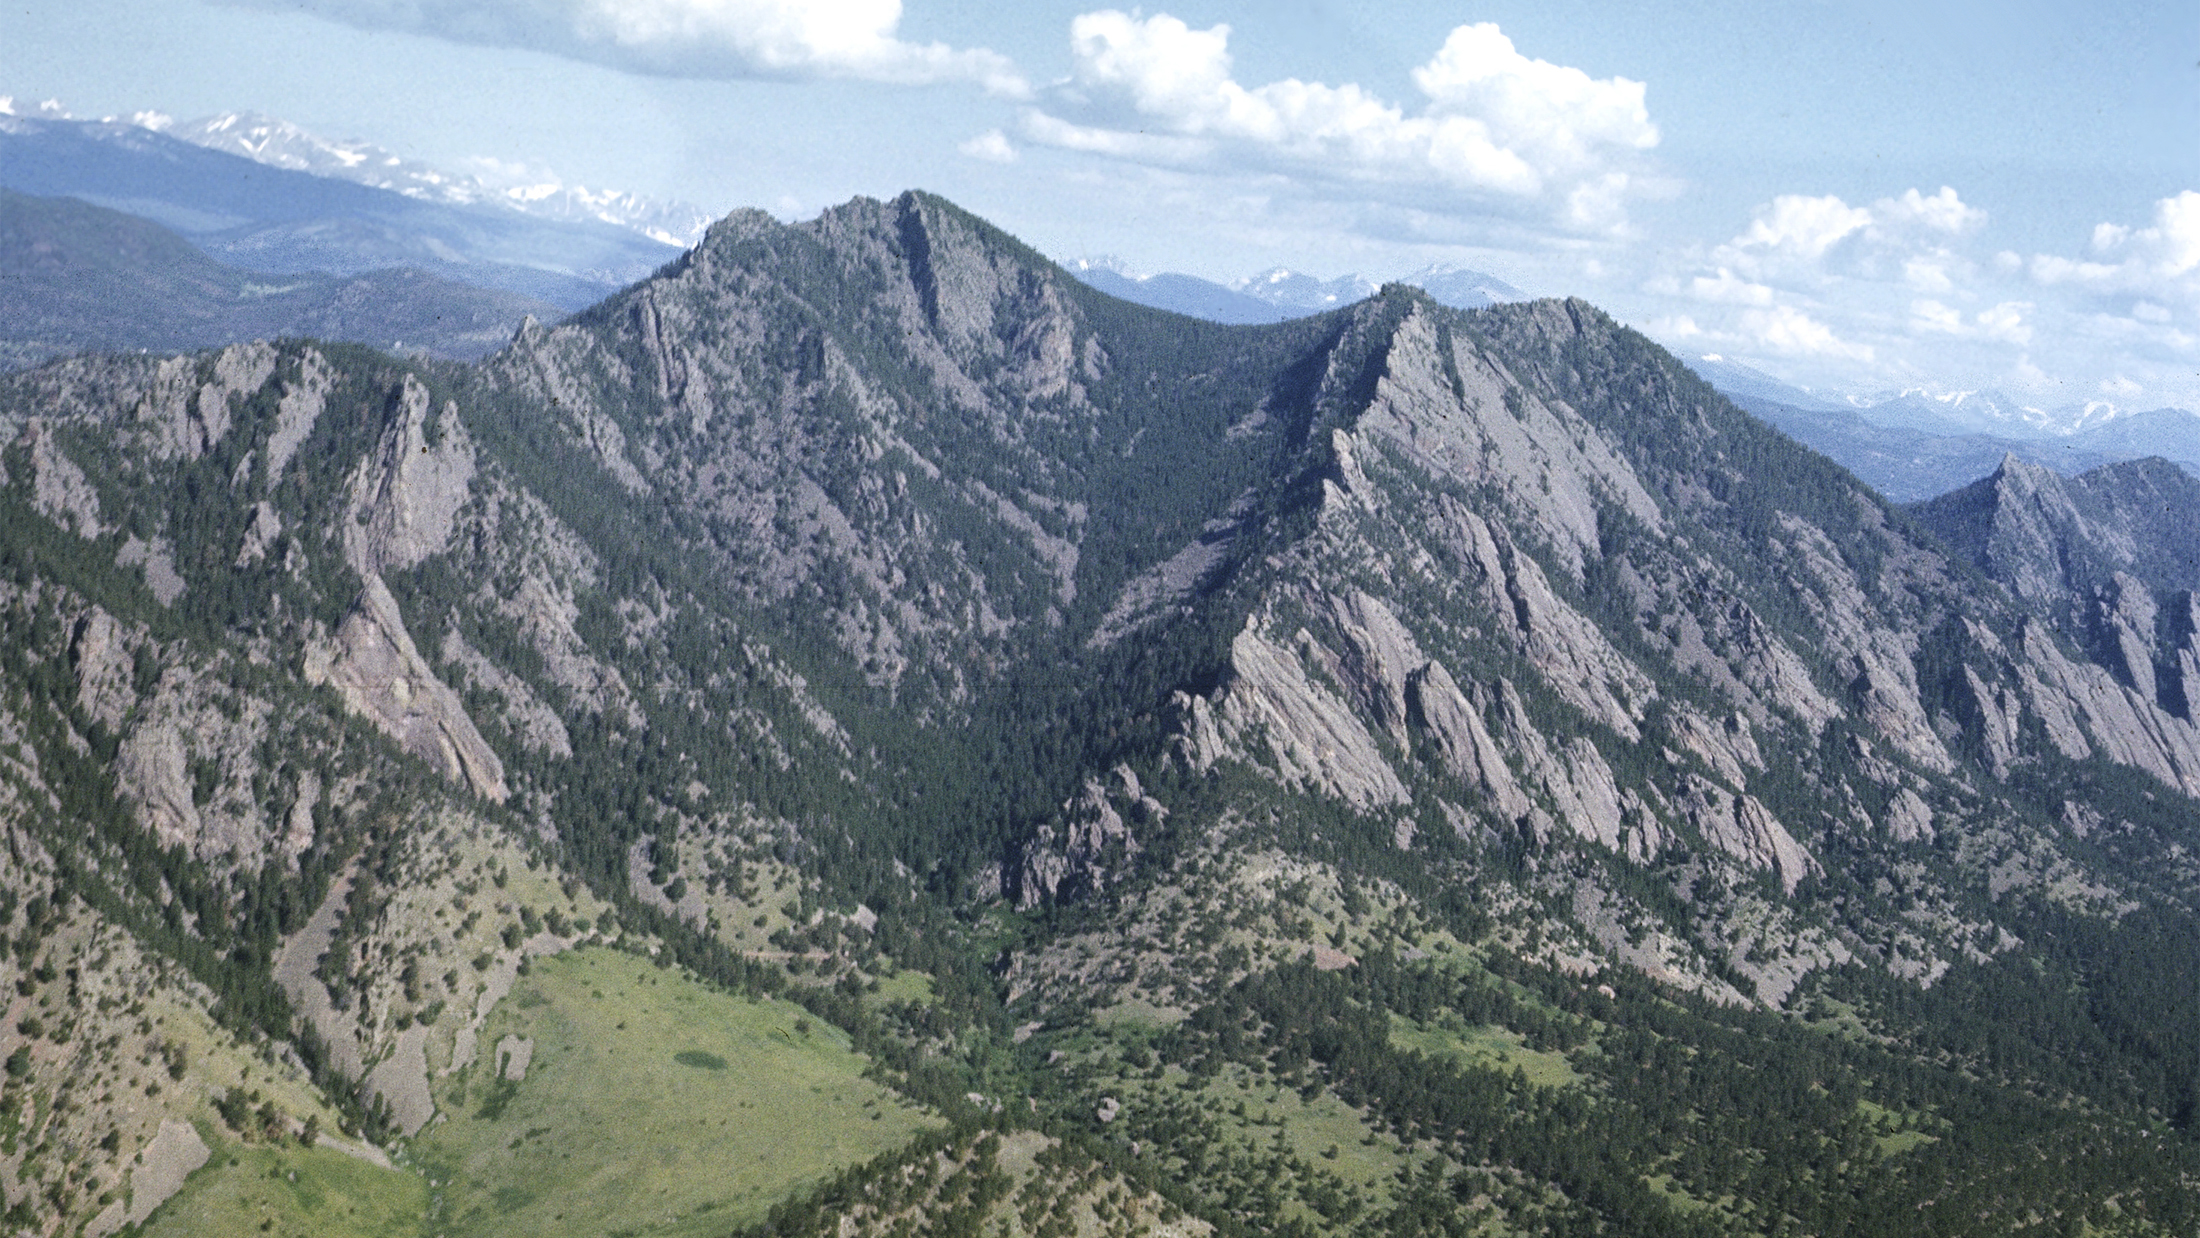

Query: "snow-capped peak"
(0, 96), (71, 119)
(120, 106), (715, 249)
(1233, 268), (1376, 312)
(1065, 255), (1146, 280)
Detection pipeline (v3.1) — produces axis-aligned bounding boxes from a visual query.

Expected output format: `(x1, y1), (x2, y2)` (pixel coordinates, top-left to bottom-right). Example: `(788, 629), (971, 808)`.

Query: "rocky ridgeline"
(1, 190), (2199, 1233)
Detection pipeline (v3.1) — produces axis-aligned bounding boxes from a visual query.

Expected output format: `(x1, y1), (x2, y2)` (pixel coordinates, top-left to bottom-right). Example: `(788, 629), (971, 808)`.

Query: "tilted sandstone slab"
(305, 573), (507, 803)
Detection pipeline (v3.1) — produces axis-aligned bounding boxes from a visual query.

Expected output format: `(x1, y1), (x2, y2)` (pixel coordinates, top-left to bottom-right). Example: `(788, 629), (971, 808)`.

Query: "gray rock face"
(1015, 766), (1161, 908)
(1915, 454), (2200, 610)
(24, 418), (102, 537)
(131, 342), (276, 462)
(1203, 624), (1409, 811)
(304, 574), (507, 803)
(1675, 774), (1817, 893)
(70, 607), (135, 731)
(342, 373), (476, 579)
(1407, 660), (1530, 823)
(262, 347), (331, 485)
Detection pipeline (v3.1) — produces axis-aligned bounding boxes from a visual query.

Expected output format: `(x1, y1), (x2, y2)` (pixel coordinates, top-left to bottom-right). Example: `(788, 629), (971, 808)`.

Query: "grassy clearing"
(1196, 1063), (1405, 1201)
(1388, 1015), (1580, 1088)
(409, 947), (936, 1237)
(139, 1128), (427, 1238)
(1856, 1098), (1937, 1155)
(1093, 996), (1186, 1029)
(866, 969), (936, 1007)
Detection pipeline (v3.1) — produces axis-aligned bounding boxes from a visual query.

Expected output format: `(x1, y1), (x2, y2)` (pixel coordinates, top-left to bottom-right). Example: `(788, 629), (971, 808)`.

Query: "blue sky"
(6, 0), (2196, 410)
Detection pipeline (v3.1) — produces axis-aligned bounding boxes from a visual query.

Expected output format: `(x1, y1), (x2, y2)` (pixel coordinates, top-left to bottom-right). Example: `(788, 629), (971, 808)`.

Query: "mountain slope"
(0, 191), (2197, 1235)
(0, 189), (560, 367)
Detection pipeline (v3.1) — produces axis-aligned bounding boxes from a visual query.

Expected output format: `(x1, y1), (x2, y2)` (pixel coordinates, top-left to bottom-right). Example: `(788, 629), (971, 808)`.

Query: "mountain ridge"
(0, 189), (2196, 1235)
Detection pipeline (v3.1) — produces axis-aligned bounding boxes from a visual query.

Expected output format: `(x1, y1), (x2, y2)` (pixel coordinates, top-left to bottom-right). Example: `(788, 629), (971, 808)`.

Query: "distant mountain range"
(0, 108), (681, 309)
(160, 110), (715, 248)
(0, 188), (558, 367)
(1066, 255), (1523, 324)
(1687, 354), (2199, 501)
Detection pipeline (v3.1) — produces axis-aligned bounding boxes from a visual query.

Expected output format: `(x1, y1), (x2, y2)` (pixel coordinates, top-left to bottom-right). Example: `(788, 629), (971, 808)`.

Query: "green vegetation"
(410, 948), (936, 1237)
(140, 1129), (428, 1238)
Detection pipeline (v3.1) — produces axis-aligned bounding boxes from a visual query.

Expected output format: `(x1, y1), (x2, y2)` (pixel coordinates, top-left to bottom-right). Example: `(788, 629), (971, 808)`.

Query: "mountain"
(165, 111), (716, 248)
(1233, 266), (1379, 313)
(0, 188), (561, 368)
(1852, 386), (2059, 438)
(1912, 454), (2200, 609)
(2067, 406), (2200, 473)
(0, 112), (680, 309)
(1068, 260), (1522, 326)
(1688, 356), (2196, 500)
(1684, 353), (1841, 410)
(1725, 393), (2118, 502)
(1066, 259), (1297, 324)
(1, 191), (2199, 1236)
(1397, 261), (1524, 309)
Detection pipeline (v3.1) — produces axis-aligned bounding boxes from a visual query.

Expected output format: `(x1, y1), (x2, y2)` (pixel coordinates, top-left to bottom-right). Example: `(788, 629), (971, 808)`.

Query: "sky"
(6, 0), (2197, 412)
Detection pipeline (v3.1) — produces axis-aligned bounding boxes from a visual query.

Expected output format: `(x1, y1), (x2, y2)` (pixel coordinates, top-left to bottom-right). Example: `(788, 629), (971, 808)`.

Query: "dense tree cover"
(1098, 949), (2196, 1236)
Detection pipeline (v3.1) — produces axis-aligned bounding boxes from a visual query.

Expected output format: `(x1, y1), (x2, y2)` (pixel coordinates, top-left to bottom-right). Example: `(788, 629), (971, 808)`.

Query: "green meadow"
(138, 1132), (428, 1238)
(413, 948), (937, 1237)
(142, 948), (935, 1238)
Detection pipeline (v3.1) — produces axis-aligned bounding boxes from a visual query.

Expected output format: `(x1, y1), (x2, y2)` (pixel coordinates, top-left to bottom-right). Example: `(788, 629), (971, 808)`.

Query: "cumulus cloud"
(1022, 13), (1658, 233)
(2032, 191), (2200, 295)
(1714, 186), (1987, 280)
(1689, 268), (1774, 306)
(958, 129), (1017, 162)
(1912, 298), (2032, 345)
(1874, 186), (1986, 236)
(1727, 194), (1872, 263)
(1740, 304), (1873, 361)
(225, 0), (1027, 92)
(1903, 256), (1955, 293)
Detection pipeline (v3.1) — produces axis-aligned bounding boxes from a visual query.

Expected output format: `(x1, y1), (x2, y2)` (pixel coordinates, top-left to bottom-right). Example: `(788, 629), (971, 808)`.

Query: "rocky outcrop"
(342, 373), (476, 578)
(1015, 766), (1161, 908)
(24, 419), (102, 538)
(113, 710), (201, 850)
(1675, 774), (1817, 893)
(442, 624), (572, 757)
(1357, 305), (1665, 575)
(1485, 678), (1665, 861)
(1914, 454), (2200, 611)
(234, 500), (283, 567)
(115, 535), (186, 605)
(1438, 502), (1652, 741)
(304, 574), (508, 802)
(70, 607), (136, 731)
(1407, 660), (1530, 823)
(263, 347), (331, 485)
(2020, 618), (2200, 797)
(1666, 704), (1763, 790)
(1203, 624), (1409, 810)
(127, 342), (277, 462)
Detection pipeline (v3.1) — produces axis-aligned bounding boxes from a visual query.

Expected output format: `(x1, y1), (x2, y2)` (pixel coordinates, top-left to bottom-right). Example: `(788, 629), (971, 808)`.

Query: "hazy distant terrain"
(0, 188), (560, 367)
